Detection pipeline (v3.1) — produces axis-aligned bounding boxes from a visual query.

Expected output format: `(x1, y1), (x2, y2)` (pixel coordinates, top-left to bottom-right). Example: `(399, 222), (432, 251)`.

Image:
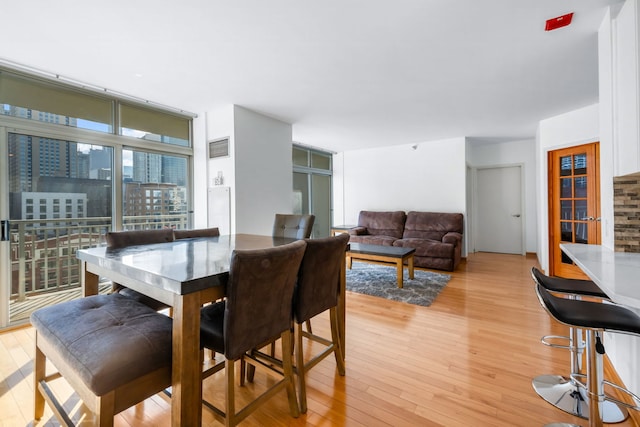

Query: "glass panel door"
(293, 171), (332, 238)
(311, 174), (331, 238)
(4, 132), (112, 326)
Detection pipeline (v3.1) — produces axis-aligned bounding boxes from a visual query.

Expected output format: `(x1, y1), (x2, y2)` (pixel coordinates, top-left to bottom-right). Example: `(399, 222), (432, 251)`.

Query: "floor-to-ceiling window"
(292, 145), (332, 238)
(0, 69), (194, 328)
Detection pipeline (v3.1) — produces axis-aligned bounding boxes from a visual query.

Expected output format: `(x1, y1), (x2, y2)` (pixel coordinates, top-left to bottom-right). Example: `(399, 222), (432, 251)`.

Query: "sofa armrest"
(349, 226), (368, 236)
(442, 232), (462, 245)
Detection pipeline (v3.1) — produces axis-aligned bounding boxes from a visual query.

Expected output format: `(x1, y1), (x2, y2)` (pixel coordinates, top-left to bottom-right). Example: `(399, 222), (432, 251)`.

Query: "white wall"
(204, 105), (293, 235)
(599, 6), (616, 250)
(614, 0), (640, 176)
(597, 0), (640, 399)
(467, 139), (537, 253)
(192, 110), (211, 229)
(205, 105), (236, 231)
(536, 104), (600, 272)
(333, 137), (468, 252)
(233, 106), (293, 234)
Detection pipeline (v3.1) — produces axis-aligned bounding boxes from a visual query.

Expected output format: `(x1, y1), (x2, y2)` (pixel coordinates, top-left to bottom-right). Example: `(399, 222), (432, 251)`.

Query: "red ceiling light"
(545, 12), (574, 31)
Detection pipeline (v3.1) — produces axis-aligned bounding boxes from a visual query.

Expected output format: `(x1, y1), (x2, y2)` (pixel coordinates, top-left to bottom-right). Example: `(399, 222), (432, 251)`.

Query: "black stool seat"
(531, 267), (627, 423)
(535, 283), (640, 427)
(532, 267), (608, 298)
(537, 283), (640, 334)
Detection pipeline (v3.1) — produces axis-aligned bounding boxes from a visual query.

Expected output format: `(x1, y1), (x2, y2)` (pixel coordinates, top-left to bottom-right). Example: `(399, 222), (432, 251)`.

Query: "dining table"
(76, 233), (347, 427)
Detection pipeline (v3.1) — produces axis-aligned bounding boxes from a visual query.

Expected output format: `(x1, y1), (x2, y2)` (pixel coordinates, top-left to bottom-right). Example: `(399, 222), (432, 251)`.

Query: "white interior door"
(475, 165), (524, 254)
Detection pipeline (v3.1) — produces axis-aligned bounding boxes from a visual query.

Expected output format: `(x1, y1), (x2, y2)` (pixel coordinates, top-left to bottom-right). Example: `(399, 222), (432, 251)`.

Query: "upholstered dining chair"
(271, 213), (315, 336)
(199, 239), (307, 426)
(174, 227), (220, 239)
(248, 233), (349, 413)
(105, 229), (174, 311)
(272, 214), (315, 239)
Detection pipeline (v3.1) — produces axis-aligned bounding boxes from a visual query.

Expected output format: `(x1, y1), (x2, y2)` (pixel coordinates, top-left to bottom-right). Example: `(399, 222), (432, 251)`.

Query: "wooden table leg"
(171, 293), (203, 427)
(81, 261), (99, 296)
(396, 260), (404, 288)
(408, 255), (414, 280)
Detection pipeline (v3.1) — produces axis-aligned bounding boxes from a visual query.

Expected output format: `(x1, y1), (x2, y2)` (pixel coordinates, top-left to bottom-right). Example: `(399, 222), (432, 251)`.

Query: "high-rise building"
(161, 155), (187, 186)
(133, 151), (162, 183)
(9, 133), (80, 191)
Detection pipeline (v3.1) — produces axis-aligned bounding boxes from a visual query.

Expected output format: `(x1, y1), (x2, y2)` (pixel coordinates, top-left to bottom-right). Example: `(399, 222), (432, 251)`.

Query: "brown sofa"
(348, 210), (464, 271)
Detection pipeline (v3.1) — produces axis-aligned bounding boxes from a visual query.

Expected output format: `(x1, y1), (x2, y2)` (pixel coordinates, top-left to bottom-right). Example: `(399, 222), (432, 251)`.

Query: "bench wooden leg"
(97, 392), (116, 427)
(34, 337), (45, 420)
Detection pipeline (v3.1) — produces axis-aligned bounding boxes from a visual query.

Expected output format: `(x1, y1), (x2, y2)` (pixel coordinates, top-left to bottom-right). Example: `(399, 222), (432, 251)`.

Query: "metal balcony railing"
(8, 214), (188, 301)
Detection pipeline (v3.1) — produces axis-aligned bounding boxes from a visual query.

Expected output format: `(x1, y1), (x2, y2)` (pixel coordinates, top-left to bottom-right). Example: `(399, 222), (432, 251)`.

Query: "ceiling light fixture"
(545, 12), (574, 31)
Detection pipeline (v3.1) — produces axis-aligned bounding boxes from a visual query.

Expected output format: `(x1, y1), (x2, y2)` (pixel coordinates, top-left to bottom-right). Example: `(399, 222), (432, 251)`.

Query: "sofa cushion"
(403, 211), (463, 240)
(348, 235), (398, 246)
(356, 210), (406, 239)
(393, 238), (454, 258)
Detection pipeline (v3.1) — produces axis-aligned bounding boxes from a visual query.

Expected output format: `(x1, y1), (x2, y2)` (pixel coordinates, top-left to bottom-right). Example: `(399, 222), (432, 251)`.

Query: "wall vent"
(209, 138), (229, 158)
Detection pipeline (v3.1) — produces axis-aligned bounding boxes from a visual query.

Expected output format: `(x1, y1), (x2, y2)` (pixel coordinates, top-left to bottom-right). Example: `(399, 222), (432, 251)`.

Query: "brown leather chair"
(174, 227), (220, 239)
(249, 233), (349, 413)
(272, 214), (315, 239)
(105, 229), (174, 311)
(199, 240), (307, 426)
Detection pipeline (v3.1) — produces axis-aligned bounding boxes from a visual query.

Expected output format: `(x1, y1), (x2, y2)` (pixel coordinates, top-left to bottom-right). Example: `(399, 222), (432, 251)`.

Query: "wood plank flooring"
(0, 252), (636, 426)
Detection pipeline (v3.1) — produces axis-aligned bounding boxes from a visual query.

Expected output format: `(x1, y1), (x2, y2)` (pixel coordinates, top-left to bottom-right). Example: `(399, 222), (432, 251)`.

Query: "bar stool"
(530, 267), (626, 422)
(535, 282), (640, 427)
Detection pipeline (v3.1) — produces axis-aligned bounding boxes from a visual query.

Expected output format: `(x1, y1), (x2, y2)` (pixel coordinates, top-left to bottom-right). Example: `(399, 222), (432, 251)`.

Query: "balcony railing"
(8, 214), (188, 302)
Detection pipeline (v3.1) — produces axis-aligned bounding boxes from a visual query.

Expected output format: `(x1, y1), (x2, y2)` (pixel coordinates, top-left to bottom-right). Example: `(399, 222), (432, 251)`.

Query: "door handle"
(0, 220), (9, 242)
(511, 214), (521, 218)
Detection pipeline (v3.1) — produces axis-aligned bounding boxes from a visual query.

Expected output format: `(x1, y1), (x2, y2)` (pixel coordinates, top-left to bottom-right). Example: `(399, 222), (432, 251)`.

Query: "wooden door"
(548, 142), (600, 278)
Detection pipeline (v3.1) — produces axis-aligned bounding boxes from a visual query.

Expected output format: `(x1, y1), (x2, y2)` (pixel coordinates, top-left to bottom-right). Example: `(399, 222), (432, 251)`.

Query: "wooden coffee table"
(346, 243), (415, 288)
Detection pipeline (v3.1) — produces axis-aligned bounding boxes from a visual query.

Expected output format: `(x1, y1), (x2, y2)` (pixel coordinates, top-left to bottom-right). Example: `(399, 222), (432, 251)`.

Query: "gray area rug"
(345, 262), (451, 307)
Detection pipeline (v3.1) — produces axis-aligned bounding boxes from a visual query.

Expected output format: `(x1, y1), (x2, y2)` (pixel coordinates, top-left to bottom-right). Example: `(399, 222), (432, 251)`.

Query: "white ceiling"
(2, 0), (623, 152)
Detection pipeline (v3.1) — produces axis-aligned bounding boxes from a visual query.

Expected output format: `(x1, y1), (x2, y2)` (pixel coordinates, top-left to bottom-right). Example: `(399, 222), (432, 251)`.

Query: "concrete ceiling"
(2, 0), (623, 152)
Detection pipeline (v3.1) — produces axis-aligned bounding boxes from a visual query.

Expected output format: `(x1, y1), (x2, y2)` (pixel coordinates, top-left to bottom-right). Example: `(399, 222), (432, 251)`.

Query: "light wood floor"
(1, 252), (636, 426)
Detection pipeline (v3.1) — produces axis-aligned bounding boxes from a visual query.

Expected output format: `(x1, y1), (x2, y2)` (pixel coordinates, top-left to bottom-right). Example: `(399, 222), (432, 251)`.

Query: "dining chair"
(272, 213), (315, 239)
(199, 239), (307, 426)
(271, 213), (315, 336)
(105, 229), (174, 311)
(174, 227), (220, 239)
(248, 233), (349, 413)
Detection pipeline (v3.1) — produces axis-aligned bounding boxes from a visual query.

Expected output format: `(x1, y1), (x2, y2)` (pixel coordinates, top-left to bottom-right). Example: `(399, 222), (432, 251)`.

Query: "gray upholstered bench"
(31, 293), (173, 427)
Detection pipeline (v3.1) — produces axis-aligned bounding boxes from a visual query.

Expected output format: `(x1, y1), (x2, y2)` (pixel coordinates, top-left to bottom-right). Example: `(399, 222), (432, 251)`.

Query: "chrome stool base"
(533, 374), (627, 423)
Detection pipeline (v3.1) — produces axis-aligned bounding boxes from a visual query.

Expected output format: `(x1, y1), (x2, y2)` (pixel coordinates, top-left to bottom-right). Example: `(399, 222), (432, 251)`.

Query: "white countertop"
(560, 243), (640, 309)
